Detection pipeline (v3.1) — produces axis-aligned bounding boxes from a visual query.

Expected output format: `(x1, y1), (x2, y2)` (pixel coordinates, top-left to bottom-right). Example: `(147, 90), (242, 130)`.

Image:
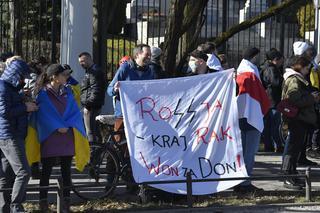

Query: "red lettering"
(136, 97), (158, 121)
(220, 126), (233, 140)
(162, 165), (171, 175)
(212, 100), (222, 111)
(158, 107), (172, 120)
(140, 152), (180, 176)
(194, 127), (210, 144)
(170, 167), (179, 176)
(140, 152), (160, 175)
(201, 102), (211, 122)
(194, 126), (233, 145)
(210, 130), (220, 142)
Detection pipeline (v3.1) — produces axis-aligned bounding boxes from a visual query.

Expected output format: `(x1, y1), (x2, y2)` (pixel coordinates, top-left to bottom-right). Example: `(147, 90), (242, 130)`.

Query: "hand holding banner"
(120, 69), (247, 195)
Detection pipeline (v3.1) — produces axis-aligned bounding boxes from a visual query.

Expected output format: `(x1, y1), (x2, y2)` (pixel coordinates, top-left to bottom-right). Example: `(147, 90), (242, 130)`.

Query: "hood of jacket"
(283, 68), (304, 81)
(0, 60), (30, 88)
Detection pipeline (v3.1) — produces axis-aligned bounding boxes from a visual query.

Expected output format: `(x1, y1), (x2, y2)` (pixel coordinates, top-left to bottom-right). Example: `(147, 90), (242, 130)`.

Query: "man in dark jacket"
(0, 59), (38, 213)
(78, 52), (106, 144)
(185, 49), (214, 76)
(149, 47), (166, 79)
(260, 49), (284, 152)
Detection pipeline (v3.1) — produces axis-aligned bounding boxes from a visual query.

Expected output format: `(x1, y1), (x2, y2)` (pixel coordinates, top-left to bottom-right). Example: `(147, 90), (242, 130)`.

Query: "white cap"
(293, 41), (310, 56)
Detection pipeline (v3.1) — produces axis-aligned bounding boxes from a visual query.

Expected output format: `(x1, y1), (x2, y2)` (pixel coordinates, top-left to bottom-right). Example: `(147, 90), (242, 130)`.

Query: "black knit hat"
(189, 49), (208, 61)
(243, 47), (260, 60)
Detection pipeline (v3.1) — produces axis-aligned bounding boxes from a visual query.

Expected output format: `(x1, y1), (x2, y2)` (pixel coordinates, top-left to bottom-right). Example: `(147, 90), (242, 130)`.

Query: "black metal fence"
(0, 0), (314, 77)
(0, 168), (312, 213)
(107, 0), (315, 78)
(0, 0), (60, 63)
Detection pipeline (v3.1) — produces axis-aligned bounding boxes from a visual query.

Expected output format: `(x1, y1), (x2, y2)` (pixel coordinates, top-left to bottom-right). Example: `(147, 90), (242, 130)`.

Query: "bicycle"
(72, 115), (134, 200)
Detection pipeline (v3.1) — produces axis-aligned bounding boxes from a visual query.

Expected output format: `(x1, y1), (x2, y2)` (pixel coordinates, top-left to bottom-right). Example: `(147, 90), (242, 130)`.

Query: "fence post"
(305, 167), (311, 202)
(186, 171), (193, 208)
(57, 177), (64, 213)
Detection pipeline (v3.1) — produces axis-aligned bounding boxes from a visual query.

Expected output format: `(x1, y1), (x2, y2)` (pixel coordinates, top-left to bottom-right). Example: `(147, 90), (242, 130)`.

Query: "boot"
(61, 197), (71, 213)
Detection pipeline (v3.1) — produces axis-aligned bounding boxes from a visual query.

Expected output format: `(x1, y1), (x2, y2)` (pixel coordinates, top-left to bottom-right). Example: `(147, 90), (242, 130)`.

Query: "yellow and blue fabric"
(310, 67), (320, 90)
(67, 76), (81, 107)
(25, 87), (90, 171)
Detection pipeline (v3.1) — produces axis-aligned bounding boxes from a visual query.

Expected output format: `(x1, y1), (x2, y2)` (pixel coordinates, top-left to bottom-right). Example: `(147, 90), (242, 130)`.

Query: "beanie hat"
(151, 47), (162, 60)
(293, 41), (309, 56)
(243, 47), (260, 60)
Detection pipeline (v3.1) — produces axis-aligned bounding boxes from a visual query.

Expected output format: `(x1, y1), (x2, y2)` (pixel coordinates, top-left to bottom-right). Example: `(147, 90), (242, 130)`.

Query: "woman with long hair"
(28, 64), (89, 212)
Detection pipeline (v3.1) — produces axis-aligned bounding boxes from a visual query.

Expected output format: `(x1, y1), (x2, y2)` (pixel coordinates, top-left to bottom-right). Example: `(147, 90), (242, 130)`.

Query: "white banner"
(119, 69), (247, 195)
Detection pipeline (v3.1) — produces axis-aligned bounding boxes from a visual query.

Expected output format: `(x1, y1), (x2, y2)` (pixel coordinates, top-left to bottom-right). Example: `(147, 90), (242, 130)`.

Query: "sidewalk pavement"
(26, 152), (320, 204)
(252, 152), (320, 192)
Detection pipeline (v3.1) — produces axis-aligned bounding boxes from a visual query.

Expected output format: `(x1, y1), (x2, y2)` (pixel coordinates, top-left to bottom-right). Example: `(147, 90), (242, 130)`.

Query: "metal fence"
(107, 0), (315, 78)
(0, 0), (60, 63)
(0, 0), (314, 77)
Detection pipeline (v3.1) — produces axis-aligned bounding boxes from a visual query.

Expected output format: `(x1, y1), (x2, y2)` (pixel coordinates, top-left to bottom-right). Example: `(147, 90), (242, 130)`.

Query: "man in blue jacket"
(0, 59), (38, 213)
(107, 44), (155, 192)
(107, 44), (155, 118)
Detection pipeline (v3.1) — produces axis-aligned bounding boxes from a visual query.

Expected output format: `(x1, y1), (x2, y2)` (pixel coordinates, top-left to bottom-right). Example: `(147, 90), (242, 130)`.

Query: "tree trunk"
(93, 0), (128, 76)
(162, 0), (208, 77)
(9, 0), (22, 54)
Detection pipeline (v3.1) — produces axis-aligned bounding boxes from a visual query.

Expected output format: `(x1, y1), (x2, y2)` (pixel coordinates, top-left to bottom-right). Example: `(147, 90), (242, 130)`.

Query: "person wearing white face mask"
(186, 49), (213, 76)
(197, 42), (224, 72)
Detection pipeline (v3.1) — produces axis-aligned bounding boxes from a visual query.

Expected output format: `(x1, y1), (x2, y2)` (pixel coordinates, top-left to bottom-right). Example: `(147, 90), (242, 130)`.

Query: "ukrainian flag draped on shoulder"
(25, 87), (90, 171)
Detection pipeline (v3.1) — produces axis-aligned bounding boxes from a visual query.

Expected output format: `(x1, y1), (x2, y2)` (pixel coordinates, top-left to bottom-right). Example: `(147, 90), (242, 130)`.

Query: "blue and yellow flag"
(25, 87), (90, 171)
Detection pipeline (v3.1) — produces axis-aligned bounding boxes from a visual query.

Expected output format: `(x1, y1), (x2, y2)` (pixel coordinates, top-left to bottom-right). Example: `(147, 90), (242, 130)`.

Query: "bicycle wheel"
(72, 145), (120, 200)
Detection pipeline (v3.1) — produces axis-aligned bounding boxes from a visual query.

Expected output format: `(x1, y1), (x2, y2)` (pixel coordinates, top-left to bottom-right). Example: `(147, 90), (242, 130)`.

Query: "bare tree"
(162, 0), (306, 77)
(162, 0), (208, 77)
(9, 0), (22, 54)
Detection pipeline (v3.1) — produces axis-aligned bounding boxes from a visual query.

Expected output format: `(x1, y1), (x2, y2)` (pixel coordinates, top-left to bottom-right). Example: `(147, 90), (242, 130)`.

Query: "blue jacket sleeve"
(107, 65), (126, 97)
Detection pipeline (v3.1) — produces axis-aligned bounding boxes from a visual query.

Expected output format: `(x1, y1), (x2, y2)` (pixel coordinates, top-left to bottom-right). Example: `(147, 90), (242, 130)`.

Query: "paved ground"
(26, 152), (320, 211)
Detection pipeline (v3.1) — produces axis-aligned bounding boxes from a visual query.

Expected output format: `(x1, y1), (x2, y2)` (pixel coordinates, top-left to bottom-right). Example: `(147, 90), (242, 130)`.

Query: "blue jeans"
(239, 122), (261, 186)
(0, 138), (31, 213)
(263, 109), (282, 151)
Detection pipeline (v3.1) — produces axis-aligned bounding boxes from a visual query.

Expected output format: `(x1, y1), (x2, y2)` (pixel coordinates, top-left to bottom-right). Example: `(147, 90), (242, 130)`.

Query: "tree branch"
(213, 0), (306, 47)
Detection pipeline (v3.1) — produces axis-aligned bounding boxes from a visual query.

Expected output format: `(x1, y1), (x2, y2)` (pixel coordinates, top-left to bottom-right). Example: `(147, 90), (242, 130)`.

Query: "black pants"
(39, 156), (72, 200)
(282, 120), (307, 174)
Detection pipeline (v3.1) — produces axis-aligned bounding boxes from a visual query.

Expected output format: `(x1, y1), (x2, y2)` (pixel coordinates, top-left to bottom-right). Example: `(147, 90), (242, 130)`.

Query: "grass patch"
(23, 193), (320, 212)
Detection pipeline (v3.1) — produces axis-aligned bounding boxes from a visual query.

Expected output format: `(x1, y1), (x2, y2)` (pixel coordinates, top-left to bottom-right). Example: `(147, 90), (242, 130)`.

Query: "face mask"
(188, 61), (199, 73)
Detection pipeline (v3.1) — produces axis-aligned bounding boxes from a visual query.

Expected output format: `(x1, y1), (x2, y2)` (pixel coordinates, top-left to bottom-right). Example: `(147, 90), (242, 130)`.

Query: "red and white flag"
(236, 59), (270, 133)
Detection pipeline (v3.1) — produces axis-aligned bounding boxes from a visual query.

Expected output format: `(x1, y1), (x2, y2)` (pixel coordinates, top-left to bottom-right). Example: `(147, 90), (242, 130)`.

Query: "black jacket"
(260, 61), (283, 107)
(149, 61), (166, 79)
(80, 64), (106, 109)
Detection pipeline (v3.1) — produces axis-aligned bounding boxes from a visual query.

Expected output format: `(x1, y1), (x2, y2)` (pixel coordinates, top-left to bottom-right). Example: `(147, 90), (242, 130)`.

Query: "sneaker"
(297, 158), (318, 166)
(283, 178), (303, 190)
(233, 184), (264, 193)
